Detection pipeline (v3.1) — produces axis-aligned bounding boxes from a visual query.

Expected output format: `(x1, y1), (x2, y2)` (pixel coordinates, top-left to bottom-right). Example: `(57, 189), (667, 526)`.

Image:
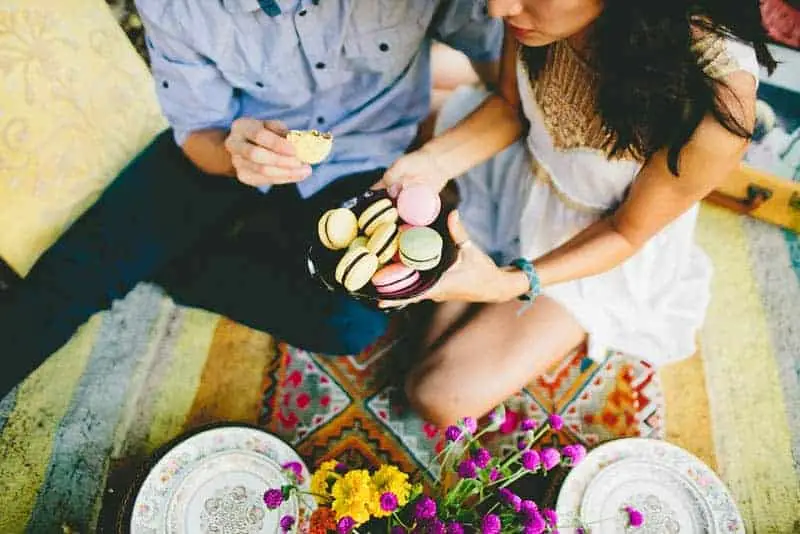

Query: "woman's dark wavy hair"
(521, 0), (777, 174)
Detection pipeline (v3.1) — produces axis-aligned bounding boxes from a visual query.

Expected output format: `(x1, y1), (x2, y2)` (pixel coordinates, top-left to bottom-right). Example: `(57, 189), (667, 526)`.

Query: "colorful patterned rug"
(0, 4), (797, 533)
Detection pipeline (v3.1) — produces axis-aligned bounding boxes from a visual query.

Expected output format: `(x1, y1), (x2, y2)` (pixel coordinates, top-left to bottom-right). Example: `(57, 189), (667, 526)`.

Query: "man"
(0, 0), (502, 397)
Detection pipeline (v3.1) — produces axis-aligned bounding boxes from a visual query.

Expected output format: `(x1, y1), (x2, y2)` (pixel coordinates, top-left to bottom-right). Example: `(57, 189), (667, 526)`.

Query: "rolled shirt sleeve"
(136, 1), (240, 146)
(431, 0), (504, 63)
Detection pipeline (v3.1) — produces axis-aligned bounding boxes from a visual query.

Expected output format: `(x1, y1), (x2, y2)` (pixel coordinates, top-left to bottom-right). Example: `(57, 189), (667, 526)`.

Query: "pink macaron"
(397, 184), (441, 226)
(371, 263), (420, 296)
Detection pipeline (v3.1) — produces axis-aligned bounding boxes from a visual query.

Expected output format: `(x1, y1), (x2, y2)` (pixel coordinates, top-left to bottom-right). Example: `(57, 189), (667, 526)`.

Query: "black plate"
(306, 189), (457, 304)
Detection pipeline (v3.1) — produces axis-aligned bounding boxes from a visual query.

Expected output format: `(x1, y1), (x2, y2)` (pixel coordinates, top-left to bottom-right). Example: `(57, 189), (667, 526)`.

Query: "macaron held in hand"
(366, 222), (400, 264)
(397, 184), (441, 226)
(318, 208), (358, 250)
(372, 263), (421, 297)
(399, 226), (443, 271)
(358, 198), (399, 236)
(335, 246), (380, 292)
(286, 129), (333, 165)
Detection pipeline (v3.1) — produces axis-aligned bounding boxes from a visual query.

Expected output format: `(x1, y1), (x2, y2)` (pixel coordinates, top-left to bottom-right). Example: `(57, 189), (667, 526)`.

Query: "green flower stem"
(499, 425), (549, 471)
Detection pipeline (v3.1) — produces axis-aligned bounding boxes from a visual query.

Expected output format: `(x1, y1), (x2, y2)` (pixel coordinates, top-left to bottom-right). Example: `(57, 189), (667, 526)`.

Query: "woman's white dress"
(442, 36), (760, 366)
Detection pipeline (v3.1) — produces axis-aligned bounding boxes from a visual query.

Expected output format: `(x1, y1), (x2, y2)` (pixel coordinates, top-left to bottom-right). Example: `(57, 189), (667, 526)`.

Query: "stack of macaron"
(316, 184), (444, 298)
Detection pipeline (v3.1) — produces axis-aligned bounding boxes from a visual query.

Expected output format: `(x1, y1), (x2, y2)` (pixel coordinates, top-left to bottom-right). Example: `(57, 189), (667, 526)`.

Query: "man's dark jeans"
(0, 130), (388, 397)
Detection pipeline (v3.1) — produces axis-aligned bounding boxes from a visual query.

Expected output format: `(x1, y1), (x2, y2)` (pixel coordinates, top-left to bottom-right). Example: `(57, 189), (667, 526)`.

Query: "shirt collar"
(221, 0), (282, 16)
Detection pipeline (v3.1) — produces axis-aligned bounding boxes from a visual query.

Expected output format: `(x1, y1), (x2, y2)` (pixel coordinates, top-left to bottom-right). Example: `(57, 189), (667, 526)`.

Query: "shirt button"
(162, 81), (169, 89)
(315, 62), (326, 70)
(298, 10), (307, 16)
(255, 81), (264, 88)
(379, 42), (390, 52)
(317, 117), (325, 125)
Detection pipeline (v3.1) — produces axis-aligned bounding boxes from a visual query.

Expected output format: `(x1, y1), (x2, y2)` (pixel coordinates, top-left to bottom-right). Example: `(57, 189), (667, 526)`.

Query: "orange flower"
(309, 507), (337, 534)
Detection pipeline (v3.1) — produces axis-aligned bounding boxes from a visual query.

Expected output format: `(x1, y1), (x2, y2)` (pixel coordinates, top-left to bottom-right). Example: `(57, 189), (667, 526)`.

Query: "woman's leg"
(405, 297), (586, 427)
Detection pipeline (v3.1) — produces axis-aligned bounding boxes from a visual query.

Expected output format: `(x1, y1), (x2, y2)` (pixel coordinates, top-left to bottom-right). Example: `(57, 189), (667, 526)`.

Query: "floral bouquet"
(264, 407), (644, 533)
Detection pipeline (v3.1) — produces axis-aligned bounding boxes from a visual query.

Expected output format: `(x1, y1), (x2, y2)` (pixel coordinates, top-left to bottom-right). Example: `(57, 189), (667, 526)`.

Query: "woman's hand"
(376, 147), (452, 194)
(380, 211), (520, 308)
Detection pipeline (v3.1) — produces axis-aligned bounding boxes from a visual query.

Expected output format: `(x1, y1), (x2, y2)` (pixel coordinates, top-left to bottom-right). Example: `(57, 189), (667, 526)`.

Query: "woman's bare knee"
(404, 362), (463, 427)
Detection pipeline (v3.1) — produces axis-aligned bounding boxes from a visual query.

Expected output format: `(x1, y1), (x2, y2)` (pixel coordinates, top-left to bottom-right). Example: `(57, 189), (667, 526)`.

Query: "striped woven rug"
(0, 204), (798, 533)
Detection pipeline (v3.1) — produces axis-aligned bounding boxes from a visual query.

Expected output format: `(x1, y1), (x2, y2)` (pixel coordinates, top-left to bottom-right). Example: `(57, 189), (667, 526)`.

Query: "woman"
(380, 0), (776, 426)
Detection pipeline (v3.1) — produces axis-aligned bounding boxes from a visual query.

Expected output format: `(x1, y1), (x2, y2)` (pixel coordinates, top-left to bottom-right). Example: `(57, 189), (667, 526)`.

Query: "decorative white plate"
(131, 426), (315, 534)
(556, 438), (745, 534)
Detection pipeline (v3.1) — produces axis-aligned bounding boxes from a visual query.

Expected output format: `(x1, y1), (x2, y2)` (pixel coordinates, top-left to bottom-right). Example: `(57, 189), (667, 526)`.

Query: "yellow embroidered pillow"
(0, 0), (166, 275)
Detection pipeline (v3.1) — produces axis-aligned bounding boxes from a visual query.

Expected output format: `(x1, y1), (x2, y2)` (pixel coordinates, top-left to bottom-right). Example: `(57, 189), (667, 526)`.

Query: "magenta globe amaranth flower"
(414, 496), (437, 520)
(281, 461), (304, 480)
(461, 417), (478, 434)
(446, 522), (465, 534)
(562, 444), (587, 466)
(542, 509), (558, 525)
(429, 519), (446, 534)
(625, 506), (644, 528)
(380, 491), (399, 512)
(523, 511), (546, 534)
(280, 515), (295, 532)
(457, 459), (477, 479)
(481, 513), (501, 534)
(488, 468), (501, 481)
(263, 489), (283, 509)
(474, 448), (491, 468)
(337, 516), (356, 534)
(521, 450), (541, 471)
(520, 418), (537, 431)
(541, 447), (561, 470)
(445, 425), (462, 442)
(390, 527), (407, 534)
(520, 499), (538, 516)
(548, 413), (564, 431)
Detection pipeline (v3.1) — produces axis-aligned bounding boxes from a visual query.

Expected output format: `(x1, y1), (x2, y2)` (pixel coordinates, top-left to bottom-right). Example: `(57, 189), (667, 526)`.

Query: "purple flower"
(481, 513), (501, 534)
(457, 459), (477, 479)
(445, 425), (463, 442)
(548, 414), (564, 431)
(520, 418), (537, 431)
(523, 511), (546, 534)
(521, 450), (541, 471)
(576, 528), (586, 534)
(263, 489), (283, 509)
(380, 492), (399, 512)
(391, 528), (407, 534)
(498, 488), (522, 512)
(461, 417), (478, 434)
(429, 519), (446, 534)
(474, 448), (491, 468)
(520, 499), (539, 516)
(517, 439), (528, 451)
(541, 448), (561, 471)
(414, 496), (437, 520)
(281, 461), (304, 480)
(487, 406), (506, 429)
(488, 468), (501, 482)
(542, 509), (558, 525)
(445, 522), (465, 534)
(280, 515), (295, 532)
(335, 462), (348, 473)
(625, 506), (644, 528)
(562, 444), (587, 466)
(337, 516), (356, 534)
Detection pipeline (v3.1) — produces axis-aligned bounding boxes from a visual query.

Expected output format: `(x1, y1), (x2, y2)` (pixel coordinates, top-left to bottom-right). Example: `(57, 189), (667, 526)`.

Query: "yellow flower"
(310, 461), (340, 505)
(331, 470), (373, 524)
(368, 465), (412, 517)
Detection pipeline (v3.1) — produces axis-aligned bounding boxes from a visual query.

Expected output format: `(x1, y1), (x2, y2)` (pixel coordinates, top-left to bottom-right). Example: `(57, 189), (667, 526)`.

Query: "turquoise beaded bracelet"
(510, 258), (541, 314)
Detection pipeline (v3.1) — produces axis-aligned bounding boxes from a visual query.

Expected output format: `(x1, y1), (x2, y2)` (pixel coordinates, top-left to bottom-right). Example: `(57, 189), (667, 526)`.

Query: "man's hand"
(376, 147), (452, 194)
(224, 118), (312, 187)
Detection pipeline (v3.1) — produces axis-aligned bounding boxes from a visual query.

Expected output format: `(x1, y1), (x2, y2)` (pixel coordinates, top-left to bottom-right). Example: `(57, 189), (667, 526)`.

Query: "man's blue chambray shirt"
(135, 0), (503, 197)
